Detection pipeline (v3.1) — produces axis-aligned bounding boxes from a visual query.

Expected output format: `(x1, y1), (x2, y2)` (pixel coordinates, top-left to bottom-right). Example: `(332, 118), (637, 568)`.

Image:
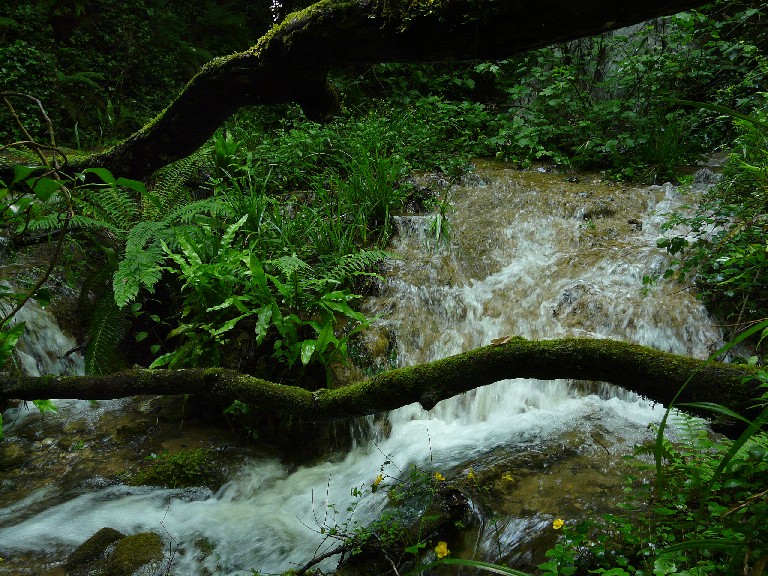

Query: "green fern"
(143, 149), (213, 221)
(270, 254), (311, 281)
(113, 243), (165, 308)
(85, 295), (130, 375)
(77, 182), (140, 236)
(322, 250), (391, 284)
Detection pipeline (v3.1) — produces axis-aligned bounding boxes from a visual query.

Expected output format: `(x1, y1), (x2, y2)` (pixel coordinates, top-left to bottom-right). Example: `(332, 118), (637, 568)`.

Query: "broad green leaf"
(221, 214), (248, 250)
(210, 313), (248, 337)
(12, 165), (36, 184)
(116, 177), (147, 195)
(149, 352), (175, 369)
(300, 339), (316, 365)
(82, 167), (116, 184)
(677, 401), (755, 425)
(254, 305), (273, 345)
(32, 177), (62, 201)
(0, 322), (26, 363)
(314, 321), (336, 356)
(321, 294), (366, 321)
(33, 399), (58, 414)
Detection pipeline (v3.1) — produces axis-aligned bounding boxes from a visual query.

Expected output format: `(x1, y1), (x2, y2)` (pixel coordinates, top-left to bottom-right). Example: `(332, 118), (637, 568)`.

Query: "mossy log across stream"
(2, 337), (761, 423)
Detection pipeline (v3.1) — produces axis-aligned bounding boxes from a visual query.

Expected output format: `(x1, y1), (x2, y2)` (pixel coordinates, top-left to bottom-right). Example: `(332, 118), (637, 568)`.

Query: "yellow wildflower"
(434, 471), (445, 481)
(553, 518), (565, 530)
(373, 474), (384, 486)
(435, 541), (450, 559)
(467, 467), (475, 480)
(501, 472), (514, 482)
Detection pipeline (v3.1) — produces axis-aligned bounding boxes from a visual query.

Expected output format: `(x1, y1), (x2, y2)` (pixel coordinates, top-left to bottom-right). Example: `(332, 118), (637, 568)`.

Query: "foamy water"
(0, 166), (719, 574)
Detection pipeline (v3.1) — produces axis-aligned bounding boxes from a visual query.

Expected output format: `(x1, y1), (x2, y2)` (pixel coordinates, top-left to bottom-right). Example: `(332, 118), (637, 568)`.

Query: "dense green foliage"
(0, 0), (273, 148)
(646, 104), (768, 338)
(2, 0), (768, 573)
(657, 103), (768, 333)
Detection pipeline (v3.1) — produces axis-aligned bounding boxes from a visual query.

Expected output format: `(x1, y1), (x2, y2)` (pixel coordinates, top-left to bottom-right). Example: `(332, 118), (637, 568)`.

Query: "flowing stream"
(0, 164), (721, 574)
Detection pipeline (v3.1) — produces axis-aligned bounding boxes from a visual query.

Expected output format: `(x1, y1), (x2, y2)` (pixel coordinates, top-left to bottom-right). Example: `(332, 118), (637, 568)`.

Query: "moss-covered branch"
(45, 0), (708, 180)
(1, 337), (761, 422)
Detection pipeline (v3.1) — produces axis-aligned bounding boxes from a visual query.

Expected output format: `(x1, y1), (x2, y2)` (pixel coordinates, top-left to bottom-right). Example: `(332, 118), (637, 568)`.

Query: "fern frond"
(322, 250), (392, 284)
(125, 221), (166, 253)
(56, 70), (105, 91)
(164, 198), (229, 224)
(85, 295), (130, 375)
(144, 149), (214, 220)
(79, 184), (140, 233)
(113, 242), (165, 308)
(269, 254), (311, 281)
(24, 214), (125, 236)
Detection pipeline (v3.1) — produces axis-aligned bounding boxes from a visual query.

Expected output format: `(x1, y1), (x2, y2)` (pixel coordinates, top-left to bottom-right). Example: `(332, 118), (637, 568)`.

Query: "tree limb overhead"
(44, 0), (713, 180)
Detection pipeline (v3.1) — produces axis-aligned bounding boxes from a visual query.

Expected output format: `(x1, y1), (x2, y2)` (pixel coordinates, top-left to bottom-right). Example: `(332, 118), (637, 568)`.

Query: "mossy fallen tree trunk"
(35, 0), (709, 180)
(1, 337), (761, 423)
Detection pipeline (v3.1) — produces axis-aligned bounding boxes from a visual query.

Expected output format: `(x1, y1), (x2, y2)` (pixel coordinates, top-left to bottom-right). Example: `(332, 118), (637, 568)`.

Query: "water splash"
(0, 166), (721, 574)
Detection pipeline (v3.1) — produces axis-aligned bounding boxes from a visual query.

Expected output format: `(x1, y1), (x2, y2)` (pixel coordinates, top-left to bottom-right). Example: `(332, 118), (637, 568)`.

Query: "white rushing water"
(0, 166), (721, 574)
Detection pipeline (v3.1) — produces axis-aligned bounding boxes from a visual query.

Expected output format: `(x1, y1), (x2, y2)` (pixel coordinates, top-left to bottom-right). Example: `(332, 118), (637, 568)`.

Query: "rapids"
(0, 164), (721, 575)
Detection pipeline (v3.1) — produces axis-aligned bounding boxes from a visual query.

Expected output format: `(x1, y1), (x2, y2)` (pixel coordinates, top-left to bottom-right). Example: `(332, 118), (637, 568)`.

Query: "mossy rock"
(0, 442), (26, 471)
(104, 532), (164, 576)
(65, 527), (126, 569)
(130, 448), (216, 488)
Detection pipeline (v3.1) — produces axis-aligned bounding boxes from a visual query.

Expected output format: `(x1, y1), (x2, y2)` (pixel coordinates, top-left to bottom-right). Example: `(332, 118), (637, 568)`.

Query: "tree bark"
(2, 337), (761, 422)
(28, 0), (711, 180)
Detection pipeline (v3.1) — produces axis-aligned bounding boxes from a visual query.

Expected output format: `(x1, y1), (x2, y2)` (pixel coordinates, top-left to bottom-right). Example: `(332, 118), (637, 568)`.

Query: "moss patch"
(0, 442), (26, 471)
(104, 532), (163, 576)
(130, 448), (215, 488)
(65, 527), (126, 569)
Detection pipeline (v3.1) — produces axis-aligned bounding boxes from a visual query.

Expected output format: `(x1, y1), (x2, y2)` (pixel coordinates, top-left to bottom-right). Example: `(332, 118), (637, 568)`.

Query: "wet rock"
(693, 167), (721, 185)
(581, 199), (616, 219)
(65, 527), (126, 569)
(114, 418), (151, 442)
(328, 359), (365, 388)
(0, 442), (26, 470)
(62, 420), (88, 434)
(104, 531), (164, 576)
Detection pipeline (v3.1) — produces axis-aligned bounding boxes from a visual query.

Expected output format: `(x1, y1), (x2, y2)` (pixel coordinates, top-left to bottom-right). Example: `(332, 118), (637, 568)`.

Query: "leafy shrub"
(658, 106), (768, 329)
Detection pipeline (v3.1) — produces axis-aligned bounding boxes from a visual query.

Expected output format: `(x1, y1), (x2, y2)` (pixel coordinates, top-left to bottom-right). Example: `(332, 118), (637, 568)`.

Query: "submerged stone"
(65, 526), (126, 569)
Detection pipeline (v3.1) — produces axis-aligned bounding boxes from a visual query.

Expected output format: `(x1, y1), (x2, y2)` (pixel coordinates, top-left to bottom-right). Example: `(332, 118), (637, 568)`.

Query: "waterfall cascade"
(0, 165), (721, 575)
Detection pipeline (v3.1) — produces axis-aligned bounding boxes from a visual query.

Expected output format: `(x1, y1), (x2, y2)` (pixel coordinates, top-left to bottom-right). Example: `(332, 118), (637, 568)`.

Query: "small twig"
(725, 486), (768, 517)
(294, 543), (352, 576)
(0, 212), (71, 328)
(590, 432), (611, 454)
(381, 547), (402, 576)
(2, 93), (49, 167)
